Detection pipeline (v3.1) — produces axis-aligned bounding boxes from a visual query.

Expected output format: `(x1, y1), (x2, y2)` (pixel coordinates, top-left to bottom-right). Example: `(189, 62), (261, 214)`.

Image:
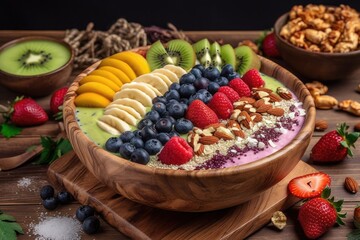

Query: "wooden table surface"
(0, 30), (359, 240)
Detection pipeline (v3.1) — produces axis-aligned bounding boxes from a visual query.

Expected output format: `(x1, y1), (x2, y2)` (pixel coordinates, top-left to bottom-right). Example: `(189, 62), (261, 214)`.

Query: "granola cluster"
(280, 4), (360, 53)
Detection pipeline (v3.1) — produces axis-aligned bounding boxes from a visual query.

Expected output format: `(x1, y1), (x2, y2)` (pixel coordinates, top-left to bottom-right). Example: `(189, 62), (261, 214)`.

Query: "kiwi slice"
(220, 44), (236, 68)
(0, 39), (71, 76)
(234, 45), (261, 76)
(165, 39), (195, 71)
(192, 38), (211, 68)
(146, 40), (174, 71)
(210, 42), (222, 71)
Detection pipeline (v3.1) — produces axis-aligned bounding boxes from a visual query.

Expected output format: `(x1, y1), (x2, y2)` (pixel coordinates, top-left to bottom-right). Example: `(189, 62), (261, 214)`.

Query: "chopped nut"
(314, 119), (328, 131)
(338, 99), (360, 116)
(344, 177), (359, 194)
(199, 136), (219, 145)
(355, 122), (360, 132)
(354, 206), (360, 229)
(314, 95), (338, 109)
(277, 87), (293, 100)
(267, 107), (285, 116)
(305, 81), (328, 96)
(271, 211), (287, 230)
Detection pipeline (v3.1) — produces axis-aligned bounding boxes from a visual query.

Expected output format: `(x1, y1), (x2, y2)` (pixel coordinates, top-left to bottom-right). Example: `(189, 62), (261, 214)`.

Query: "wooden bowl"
(63, 57), (315, 212)
(274, 13), (360, 81)
(0, 36), (74, 97)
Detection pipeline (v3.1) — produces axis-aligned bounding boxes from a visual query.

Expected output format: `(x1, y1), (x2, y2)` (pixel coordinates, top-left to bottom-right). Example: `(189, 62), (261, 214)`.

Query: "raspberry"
(158, 137), (193, 165)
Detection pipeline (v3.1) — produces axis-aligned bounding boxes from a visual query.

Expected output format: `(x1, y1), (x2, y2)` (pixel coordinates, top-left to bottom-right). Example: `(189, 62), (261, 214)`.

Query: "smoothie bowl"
(63, 41), (315, 212)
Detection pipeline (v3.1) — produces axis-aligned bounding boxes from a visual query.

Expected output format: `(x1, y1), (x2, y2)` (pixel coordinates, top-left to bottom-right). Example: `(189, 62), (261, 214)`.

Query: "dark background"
(1, 0), (360, 31)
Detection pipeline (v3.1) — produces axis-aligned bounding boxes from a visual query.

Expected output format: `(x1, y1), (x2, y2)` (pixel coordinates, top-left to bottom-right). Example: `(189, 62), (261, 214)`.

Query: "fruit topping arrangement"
(73, 38), (307, 170)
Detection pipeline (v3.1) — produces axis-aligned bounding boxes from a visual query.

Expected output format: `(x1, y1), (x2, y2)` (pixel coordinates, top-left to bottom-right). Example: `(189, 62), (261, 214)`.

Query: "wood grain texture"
(63, 54), (316, 212)
(47, 152), (317, 240)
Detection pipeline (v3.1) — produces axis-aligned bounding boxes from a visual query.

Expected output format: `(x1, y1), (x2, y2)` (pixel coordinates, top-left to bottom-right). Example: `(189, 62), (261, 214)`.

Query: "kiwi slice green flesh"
(146, 40), (174, 71)
(0, 40), (71, 76)
(235, 45), (261, 76)
(192, 38), (211, 68)
(220, 44), (236, 68)
(210, 42), (222, 71)
(165, 39), (195, 71)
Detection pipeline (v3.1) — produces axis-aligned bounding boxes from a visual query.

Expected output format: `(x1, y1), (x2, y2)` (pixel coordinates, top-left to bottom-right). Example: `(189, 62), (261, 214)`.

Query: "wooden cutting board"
(47, 151), (317, 240)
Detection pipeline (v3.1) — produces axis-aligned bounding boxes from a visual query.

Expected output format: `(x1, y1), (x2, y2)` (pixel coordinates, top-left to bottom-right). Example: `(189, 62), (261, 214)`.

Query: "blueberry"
(203, 66), (220, 81)
(194, 77), (210, 90)
(130, 137), (144, 148)
(178, 84), (196, 98)
(119, 131), (135, 143)
(179, 98), (189, 105)
(155, 118), (173, 133)
(220, 64), (234, 77)
(119, 143), (136, 159)
(141, 126), (157, 141)
(105, 137), (123, 153)
(57, 191), (73, 204)
(193, 64), (205, 73)
(40, 185), (54, 200)
(175, 118), (194, 134)
(190, 68), (202, 79)
(167, 102), (185, 119)
(82, 216), (100, 234)
(165, 89), (180, 101)
(166, 116), (176, 125)
(226, 71), (240, 81)
(197, 89), (213, 103)
(145, 110), (160, 123)
(169, 82), (181, 91)
(156, 132), (171, 145)
(152, 102), (167, 117)
(130, 148), (150, 164)
(76, 205), (95, 222)
(215, 76), (229, 86)
(179, 73), (196, 85)
(166, 99), (179, 109)
(144, 139), (163, 155)
(181, 103), (188, 112)
(133, 129), (142, 139)
(152, 96), (167, 104)
(43, 197), (58, 210)
(168, 131), (180, 138)
(137, 118), (153, 129)
(189, 92), (206, 104)
(208, 82), (220, 94)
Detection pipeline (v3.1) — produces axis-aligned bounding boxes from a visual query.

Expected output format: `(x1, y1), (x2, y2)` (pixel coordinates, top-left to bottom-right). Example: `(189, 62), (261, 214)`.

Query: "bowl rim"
(274, 12), (360, 56)
(65, 55), (316, 178)
(0, 36), (74, 78)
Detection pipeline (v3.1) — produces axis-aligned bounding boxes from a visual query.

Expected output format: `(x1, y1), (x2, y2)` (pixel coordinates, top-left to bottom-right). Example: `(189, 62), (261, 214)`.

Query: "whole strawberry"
(217, 86), (240, 103)
(310, 123), (359, 163)
(2, 96), (48, 127)
(50, 87), (68, 115)
(241, 69), (265, 89)
(186, 100), (219, 129)
(260, 31), (280, 58)
(228, 78), (251, 97)
(207, 92), (233, 119)
(298, 187), (346, 239)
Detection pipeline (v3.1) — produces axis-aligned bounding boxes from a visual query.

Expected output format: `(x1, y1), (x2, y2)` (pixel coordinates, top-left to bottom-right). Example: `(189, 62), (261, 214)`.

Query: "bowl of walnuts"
(274, 4), (360, 81)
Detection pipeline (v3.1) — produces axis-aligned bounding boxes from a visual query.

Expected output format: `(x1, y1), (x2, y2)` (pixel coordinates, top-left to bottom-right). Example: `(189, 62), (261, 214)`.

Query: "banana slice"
(133, 73), (168, 94)
(104, 108), (138, 126)
(105, 104), (142, 120)
(121, 82), (158, 99)
(98, 115), (131, 133)
(97, 119), (121, 135)
(114, 88), (152, 107)
(152, 72), (172, 87)
(163, 64), (187, 78)
(152, 68), (178, 83)
(109, 98), (146, 117)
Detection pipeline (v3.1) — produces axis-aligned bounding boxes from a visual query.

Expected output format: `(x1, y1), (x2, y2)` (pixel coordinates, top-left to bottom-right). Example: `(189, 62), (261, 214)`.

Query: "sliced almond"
(256, 104), (272, 113)
(250, 112), (263, 122)
(253, 90), (269, 99)
(233, 129), (245, 138)
(194, 143), (205, 156)
(238, 97), (256, 104)
(253, 99), (265, 108)
(267, 107), (285, 116)
(214, 126), (235, 140)
(253, 87), (273, 93)
(269, 92), (282, 102)
(199, 136), (220, 145)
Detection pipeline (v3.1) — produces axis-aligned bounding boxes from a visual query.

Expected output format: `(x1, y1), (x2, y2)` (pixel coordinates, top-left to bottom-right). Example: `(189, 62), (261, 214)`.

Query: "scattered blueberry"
(220, 64), (234, 77)
(76, 205), (95, 222)
(145, 110), (160, 123)
(130, 137), (144, 148)
(82, 216), (100, 235)
(130, 148), (150, 164)
(165, 89), (180, 102)
(208, 82), (220, 94)
(57, 191), (73, 204)
(141, 125), (157, 141)
(119, 131), (135, 143)
(175, 118), (194, 134)
(42, 197), (58, 210)
(167, 102), (185, 119)
(105, 137), (123, 153)
(169, 82), (181, 91)
(155, 118), (173, 133)
(152, 96), (167, 104)
(214, 76), (229, 86)
(194, 77), (210, 90)
(156, 132), (171, 145)
(190, 68), (202, 79)
(179, 72), (196, 84)
(137, 118), (153, 129)
(179, 84), (196, 98)
(203, 66), (220, 81)
(144, 139), (163, 155)
(119, 142), (136, 159)
(226, 71), (240, 81)
(40, 185), (54, 200)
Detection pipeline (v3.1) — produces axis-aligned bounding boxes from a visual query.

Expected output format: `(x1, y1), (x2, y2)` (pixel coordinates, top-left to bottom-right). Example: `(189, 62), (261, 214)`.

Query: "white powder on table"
(32, 216), (82, 240)
(17, 177), (32, 188)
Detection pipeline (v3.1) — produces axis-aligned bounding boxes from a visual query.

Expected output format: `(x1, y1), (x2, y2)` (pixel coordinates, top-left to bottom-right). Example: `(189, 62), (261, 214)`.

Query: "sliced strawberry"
(228, 78), (251, 97)
(207, 92), (233, 119)
(185, 100), (219, 129)
(288, 172), (331, 199)
(242, 69), (265, 89)
(158, 136), (193, 165)
(217, 86), (240, 103)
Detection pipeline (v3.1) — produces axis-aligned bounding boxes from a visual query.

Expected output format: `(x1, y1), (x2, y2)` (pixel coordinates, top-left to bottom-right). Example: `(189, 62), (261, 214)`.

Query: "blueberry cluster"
(40, 185), (73, 210)
(76, 205), (100, 234)
(105, 64), (240, 164)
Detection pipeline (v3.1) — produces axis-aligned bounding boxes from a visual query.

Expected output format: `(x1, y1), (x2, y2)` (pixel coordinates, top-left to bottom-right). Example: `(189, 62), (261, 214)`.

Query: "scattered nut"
(271, 211), (287, 230)
(314, 95), (338, 109)
(305, 81), (328, 96)
(354, 206), (360, 229)
(355, 123), (360, 132)
(314, 119), (328, 131)
(344, 177), (359, 194)
(338, 99), (360, 116)
(277, 87), (292, 100)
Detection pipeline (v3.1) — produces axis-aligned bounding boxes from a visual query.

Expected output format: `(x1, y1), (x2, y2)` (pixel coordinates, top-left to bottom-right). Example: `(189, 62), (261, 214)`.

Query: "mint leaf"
(0, 123), (22, 138)
(348, 229), (360, 240)
(33, 137), (72, 165)
(0, 210), (23, 240)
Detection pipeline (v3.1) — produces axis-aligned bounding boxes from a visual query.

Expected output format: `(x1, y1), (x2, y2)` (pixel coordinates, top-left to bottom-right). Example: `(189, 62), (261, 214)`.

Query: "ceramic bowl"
(63, 56), (315, 212)
(274, 13), (360, 81)
(0, 36), (74, 97)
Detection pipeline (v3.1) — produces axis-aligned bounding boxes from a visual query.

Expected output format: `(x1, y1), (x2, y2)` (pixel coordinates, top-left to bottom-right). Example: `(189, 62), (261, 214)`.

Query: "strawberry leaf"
(347, 229), (360, 240)
(0, 210), (23, 240)
(321, 186), (331, 199)
(0, 123), (22, 138)
(33, 137), (72, 165)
